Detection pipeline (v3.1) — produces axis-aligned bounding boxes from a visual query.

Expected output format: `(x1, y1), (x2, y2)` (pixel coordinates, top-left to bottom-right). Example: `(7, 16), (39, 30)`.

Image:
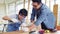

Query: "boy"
(3, 9), (28, 32)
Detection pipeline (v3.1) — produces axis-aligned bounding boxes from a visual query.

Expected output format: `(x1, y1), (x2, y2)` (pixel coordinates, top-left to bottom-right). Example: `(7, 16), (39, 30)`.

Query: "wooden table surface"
(1, 31), (29, 34)
(44, 31), (60, 34)
(1, 31), (60, 34)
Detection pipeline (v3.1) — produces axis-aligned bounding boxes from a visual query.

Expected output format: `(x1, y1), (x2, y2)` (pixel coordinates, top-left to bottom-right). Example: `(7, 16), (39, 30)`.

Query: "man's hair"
(19, 9), (28, 16)
(32, 0), (41, 4)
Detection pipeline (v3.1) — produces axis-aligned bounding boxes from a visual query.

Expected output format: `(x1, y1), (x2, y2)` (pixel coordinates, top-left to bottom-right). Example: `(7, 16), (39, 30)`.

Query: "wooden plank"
(2, 31), (29, 34)
(53, 4), (58, 29)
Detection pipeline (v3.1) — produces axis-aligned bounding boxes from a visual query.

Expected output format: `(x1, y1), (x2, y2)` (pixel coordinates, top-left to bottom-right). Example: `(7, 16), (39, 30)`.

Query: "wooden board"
(53, 4), (58, 29)
(2, 31), (29, 34)
(2, 31), (60, 34)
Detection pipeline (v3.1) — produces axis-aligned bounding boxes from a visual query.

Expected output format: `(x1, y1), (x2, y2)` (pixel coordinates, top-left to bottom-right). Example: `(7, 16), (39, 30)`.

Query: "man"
(30, 0), (56, 32)
(3, 9), (28, 32)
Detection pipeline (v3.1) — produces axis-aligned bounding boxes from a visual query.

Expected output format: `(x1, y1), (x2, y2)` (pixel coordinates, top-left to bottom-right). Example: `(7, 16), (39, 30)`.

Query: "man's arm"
(34, 9), (47, 26)
(29, 9), (47, 30)
(30, 8), (35, 22)
(29, 23), (36, 31)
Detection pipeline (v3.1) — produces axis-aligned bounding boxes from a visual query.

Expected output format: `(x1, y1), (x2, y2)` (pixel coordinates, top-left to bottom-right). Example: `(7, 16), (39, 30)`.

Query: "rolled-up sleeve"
(10, 18), (19, 23)
(34, 9), (47, 26)
(30, 8), (35, 21)
(8, 14), (21, 23)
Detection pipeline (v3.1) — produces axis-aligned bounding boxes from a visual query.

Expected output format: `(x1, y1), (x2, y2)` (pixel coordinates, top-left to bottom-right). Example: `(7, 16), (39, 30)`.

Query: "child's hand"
(2, 16), (11, 20)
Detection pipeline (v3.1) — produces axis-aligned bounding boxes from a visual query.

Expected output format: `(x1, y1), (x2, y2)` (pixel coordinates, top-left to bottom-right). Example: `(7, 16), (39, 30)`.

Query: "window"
(16, 4), (23, 14)
(42, 0), (54, 12)
(24, 1), (32, 20)
(57, 0), (60, 25)
(16, 0), (24, 14)
(42, 0), (45, 4)
(28, 1), (32, 20)
(0, 5), (5, 20)
(8, 3), (16, 15)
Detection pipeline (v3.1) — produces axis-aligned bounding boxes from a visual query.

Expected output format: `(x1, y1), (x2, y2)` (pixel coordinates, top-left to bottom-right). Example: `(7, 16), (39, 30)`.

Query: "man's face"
(32, 2), (39, 9)
(18, 14), (25, 20)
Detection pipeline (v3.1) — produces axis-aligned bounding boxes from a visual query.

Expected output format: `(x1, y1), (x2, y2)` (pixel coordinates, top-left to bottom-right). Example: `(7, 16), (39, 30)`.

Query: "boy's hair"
(32, 0), (41, 4)
(19, 9), (28, 16)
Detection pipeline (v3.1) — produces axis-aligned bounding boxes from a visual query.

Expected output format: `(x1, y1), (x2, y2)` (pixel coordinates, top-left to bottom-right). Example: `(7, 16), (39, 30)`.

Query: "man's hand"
(29, 24), (36, 31)
(31, 20), (35, 23)
(2, 16), (11, 20)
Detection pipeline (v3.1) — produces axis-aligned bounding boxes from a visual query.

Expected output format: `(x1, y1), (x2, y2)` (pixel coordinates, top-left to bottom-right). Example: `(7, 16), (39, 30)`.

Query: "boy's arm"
(2, 16), (19, 23)
(3, 16), (11, 21)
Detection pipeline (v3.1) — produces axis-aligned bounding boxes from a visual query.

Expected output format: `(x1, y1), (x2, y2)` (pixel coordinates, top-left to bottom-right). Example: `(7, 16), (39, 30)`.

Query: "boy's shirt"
(6, 14), (25, 32)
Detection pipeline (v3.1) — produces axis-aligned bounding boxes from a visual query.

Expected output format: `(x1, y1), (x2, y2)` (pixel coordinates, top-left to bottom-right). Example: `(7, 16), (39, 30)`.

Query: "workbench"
(1, 31), (60, 34)
(1, 31), (29, 34)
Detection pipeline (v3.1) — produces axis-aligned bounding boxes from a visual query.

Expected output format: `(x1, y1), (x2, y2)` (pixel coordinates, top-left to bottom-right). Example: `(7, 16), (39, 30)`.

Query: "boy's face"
(18, 14), (25, 20)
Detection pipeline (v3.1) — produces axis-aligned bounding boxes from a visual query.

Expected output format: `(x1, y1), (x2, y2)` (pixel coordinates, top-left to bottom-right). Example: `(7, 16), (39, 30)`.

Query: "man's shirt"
(31, 3), (56, 29)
